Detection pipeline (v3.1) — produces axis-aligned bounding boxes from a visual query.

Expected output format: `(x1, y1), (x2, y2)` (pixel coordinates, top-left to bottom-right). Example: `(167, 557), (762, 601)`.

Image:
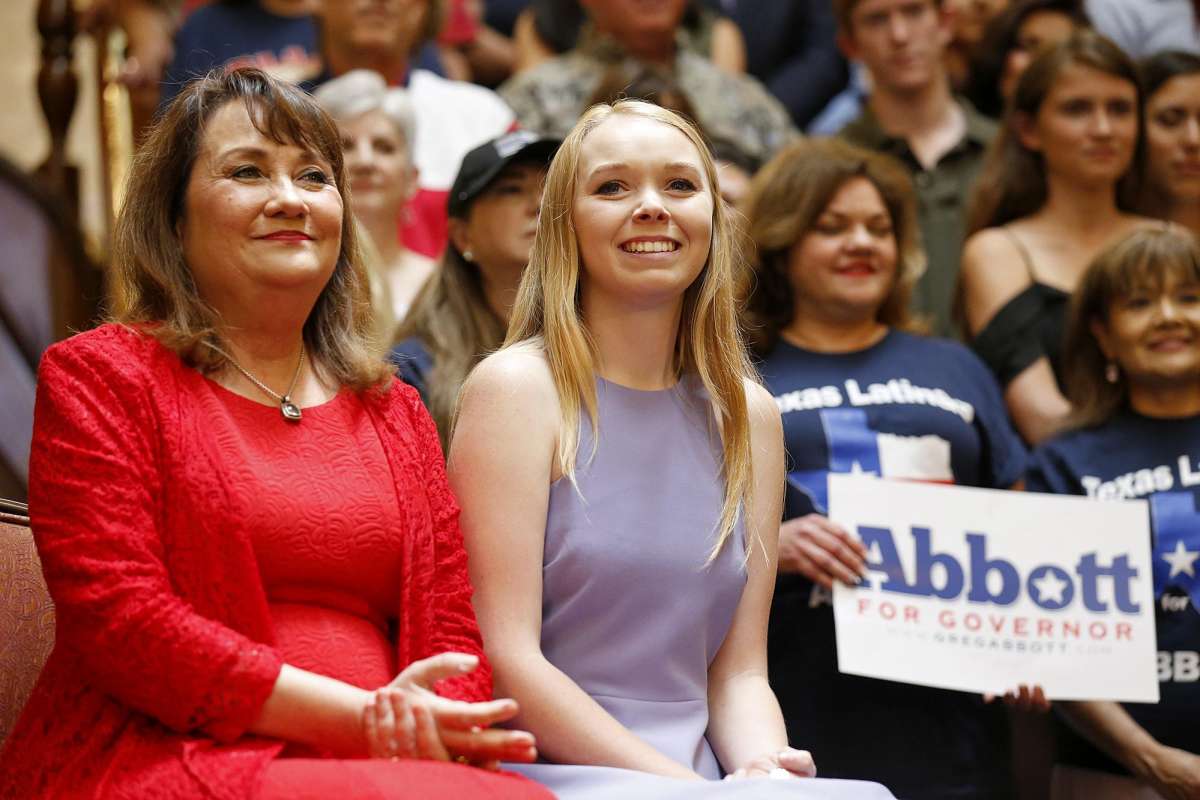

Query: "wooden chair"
(0, 499), (55, 747)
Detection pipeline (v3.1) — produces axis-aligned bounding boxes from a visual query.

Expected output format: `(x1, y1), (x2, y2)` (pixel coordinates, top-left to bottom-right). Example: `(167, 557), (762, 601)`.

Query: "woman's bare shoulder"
(461, 341), (558, 414)
(450, 341), (560, 478)
(960, 226), (1036, 332)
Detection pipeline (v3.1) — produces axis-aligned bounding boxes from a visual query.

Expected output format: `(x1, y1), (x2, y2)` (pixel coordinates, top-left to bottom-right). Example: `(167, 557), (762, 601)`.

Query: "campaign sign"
(829, 474), (1159, 702)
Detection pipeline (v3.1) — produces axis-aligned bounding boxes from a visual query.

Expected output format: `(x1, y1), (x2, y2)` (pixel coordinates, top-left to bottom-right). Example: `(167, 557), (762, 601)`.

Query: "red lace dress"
(0, 324), (550, 800)
(210, 385), (406, 695)
(205, 385), (535, 798)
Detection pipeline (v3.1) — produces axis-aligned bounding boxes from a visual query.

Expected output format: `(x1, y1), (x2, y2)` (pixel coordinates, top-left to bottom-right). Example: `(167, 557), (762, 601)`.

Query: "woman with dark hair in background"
(960, 31), (1150, 445)
(1140, 51), (1200, 237)
(0, 68), (547, 800)
(945, 0), (1013, 93)
(965, 0), (1089, 119)
(392, 130), (559, 449)
(1026, 227), (1200, 800)
(745, 137), (1029, 800)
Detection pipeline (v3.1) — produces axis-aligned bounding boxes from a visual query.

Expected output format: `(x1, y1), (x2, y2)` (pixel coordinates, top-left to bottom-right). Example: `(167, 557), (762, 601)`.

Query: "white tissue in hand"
(768, 768), (792, 780)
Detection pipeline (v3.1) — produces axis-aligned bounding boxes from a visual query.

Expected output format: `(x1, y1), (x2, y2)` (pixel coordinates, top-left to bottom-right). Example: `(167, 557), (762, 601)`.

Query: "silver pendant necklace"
(203, 340), (306, 422)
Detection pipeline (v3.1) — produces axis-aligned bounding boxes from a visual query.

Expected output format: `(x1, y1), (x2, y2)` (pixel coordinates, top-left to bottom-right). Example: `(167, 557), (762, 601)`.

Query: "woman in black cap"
(392, 131), (560, 448)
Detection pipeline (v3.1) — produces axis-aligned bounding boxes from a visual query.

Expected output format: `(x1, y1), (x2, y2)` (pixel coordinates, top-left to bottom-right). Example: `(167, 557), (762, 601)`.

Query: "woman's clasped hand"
(362, 653), (536, 767)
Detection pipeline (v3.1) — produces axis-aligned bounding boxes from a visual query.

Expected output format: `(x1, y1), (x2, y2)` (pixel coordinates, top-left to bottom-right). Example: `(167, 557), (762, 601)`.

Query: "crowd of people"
(2, 0), (1200, 798)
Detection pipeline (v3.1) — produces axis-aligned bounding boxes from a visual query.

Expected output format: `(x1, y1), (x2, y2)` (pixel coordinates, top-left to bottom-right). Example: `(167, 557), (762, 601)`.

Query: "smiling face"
(842, 0), (950, 95)
(572, 114), (714, 313)
(339, 108), (414, 221)
(788, 176), (899, 324)
(1019, 62), (1139, 188)
(179, 101), (344, 313)
(1093, 275), (1200, 391)
(1145, 74), (1200, 206)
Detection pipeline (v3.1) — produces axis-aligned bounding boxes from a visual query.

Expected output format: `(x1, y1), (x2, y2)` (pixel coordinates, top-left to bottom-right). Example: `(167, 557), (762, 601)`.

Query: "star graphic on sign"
(1162, 540), (1200, 580)
(1031, 571), (1070, 605)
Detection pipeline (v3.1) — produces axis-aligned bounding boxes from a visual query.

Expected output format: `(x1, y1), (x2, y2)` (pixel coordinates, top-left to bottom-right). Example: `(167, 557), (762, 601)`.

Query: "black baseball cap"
(447, 130), (561, 219)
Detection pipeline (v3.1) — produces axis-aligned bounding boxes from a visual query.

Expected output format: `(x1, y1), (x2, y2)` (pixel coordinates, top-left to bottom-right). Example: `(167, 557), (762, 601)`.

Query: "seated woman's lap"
(258, 759), (553, 800)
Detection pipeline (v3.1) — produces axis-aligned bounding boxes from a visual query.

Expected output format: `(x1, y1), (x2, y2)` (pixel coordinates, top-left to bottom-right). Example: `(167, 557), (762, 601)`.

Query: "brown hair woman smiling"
(0, 68), (547, 800)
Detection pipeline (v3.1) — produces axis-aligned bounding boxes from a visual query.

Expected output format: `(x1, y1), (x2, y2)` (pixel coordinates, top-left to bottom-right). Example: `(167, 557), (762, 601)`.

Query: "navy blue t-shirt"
(391, 336), (434, 405)
(758, 330), (1026, 799)
(161, 4), (322, 106)
(1026, 411), (1200, 774)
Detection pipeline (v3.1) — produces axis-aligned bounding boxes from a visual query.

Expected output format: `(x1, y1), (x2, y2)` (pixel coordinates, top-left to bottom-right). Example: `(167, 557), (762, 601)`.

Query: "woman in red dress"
(0, 68), (549, 800)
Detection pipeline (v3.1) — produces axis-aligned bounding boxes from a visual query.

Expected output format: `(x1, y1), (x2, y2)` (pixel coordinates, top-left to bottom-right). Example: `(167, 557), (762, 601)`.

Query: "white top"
(408, 69), (515, 191)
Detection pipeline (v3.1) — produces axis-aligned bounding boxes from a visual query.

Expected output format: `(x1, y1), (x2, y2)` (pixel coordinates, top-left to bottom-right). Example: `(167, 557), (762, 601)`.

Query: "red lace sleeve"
(398, 386), (493, 703)
(27, 332), (283, 742)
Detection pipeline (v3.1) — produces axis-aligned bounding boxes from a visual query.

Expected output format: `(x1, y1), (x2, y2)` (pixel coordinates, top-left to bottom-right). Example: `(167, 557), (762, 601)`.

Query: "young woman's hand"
(724, 748), (817, 780)
(777, 514), (868, 588)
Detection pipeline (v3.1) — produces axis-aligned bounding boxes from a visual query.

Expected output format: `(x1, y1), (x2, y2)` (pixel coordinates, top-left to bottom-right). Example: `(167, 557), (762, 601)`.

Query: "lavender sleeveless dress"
(508, 377), (895, 799)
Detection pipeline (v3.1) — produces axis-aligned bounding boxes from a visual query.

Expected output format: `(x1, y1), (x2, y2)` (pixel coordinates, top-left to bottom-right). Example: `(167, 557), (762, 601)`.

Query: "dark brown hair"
(742, 138), (925, 356)
(1142, 49), (1200, 98)
(1063, 226), (1200, 428)
(967, 30), (1144, 235)
(964, 0), (1090, 119)
(1138, 50), (1200, 218)
(109, 67), (390, 390)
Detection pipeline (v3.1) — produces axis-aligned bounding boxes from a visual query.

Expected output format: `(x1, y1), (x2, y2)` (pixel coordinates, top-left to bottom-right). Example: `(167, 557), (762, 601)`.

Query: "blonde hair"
(502, 100), (756, 561)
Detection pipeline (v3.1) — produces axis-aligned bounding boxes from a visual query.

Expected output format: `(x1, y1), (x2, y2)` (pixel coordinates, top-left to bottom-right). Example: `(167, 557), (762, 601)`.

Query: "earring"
(1105, 361), (1120, 384)
(463, 250), (474, 262)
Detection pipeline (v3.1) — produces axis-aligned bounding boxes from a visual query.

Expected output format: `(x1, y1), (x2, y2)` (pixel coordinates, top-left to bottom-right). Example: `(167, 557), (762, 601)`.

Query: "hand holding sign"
(983, 683), (1049, 712)
(828, 475), (1158, 703)
(778, 514), (869, 588)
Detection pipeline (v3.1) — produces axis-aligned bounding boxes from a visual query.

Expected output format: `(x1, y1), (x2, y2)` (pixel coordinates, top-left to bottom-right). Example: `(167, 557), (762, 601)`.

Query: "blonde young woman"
(445, 100), (895, 798)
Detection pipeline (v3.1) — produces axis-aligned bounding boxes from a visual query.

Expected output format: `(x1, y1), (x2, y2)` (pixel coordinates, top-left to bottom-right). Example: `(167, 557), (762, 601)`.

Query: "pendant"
(280, 397), (303, 422)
